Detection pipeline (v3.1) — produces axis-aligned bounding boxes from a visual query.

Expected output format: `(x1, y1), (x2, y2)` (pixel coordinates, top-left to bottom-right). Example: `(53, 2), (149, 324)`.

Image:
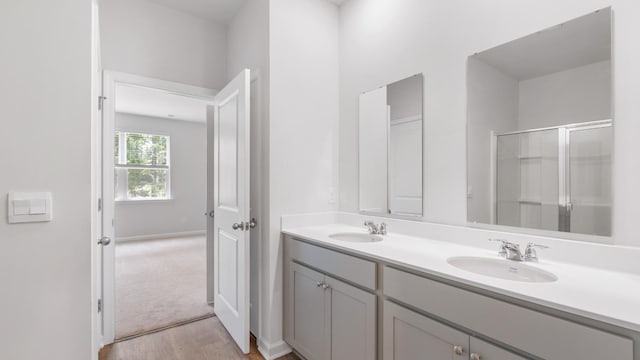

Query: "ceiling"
(115, 84), (209, 123)
(147, 0), (248, 24)
(474, 8), (611, 80)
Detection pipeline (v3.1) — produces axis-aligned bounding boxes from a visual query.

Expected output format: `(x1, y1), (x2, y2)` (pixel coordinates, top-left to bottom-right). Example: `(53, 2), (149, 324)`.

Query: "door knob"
(232, 222), (244, 230)
(209, 210), (215, 218)
(98, 237), (111, 246)
(248, 218), (257, 229)
(453, 345), (464, 356)
(470, 353), (481, 360)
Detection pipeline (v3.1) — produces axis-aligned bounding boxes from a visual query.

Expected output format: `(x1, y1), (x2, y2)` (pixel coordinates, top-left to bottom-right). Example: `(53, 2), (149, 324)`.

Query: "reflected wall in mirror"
(467, 8), (612, 237)
(359, 74), (423, 217)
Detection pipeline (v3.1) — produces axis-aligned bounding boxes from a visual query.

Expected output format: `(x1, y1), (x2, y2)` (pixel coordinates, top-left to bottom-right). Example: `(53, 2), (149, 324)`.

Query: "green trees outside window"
(115, 132), (170, 200)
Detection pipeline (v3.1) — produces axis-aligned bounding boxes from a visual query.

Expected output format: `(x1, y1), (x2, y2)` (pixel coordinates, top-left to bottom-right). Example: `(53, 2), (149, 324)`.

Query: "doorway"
(105, 74), (216, 341)
(97, 71), (261, 353)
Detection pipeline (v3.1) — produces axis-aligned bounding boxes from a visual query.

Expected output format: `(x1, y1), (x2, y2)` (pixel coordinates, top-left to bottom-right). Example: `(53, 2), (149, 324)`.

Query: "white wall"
(0, 0), (93, 359)
(227, 0), (271, 339)
(339, 0), (640, 247)
(467, 57), (519, 224)
(267, 0), (340, 353)
(518, 60), (611, 129)
(100, 0), (228, 90)
(114, 113), (206, 239)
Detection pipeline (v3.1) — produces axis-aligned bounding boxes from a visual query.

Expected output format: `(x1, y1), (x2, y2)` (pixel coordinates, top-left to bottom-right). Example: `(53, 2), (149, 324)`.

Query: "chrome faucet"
(364, 221), (387, 235)
(524, 243), (549, 262)
(489, 239), (549, 262)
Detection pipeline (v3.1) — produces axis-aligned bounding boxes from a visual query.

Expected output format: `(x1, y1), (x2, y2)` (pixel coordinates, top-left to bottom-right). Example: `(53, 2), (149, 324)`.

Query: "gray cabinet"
(383, 300), (468, 360)
(288, 261), (376, 360)
(470, 337), (528, 360)
(383, 301), (528, 360)
(383, 266), (633, 360)
(289, 263), (330, 360)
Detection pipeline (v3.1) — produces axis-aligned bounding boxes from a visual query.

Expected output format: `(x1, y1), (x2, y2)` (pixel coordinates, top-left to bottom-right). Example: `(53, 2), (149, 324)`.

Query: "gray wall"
(115, 113), (206, 239)
(0, 0), (93, 359)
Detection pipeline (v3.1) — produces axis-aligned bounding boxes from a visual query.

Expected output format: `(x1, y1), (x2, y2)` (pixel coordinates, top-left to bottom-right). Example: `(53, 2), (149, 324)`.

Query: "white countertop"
(282, 224), (640, 333)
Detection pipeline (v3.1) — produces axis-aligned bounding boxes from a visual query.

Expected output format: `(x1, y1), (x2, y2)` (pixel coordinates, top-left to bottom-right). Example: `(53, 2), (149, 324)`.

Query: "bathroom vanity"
(282, 220), (639, 360)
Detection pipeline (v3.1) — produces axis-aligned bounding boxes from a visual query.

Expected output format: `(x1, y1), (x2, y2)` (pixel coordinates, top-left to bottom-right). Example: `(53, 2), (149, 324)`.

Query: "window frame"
(114, 131), (172, 202)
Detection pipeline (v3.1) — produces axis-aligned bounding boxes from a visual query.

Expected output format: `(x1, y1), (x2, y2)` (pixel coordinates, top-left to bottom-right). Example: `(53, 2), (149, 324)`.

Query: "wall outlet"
(328, 187), (337, 204)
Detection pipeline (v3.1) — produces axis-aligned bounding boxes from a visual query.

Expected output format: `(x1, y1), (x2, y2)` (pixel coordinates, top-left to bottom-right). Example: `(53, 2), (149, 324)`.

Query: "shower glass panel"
(566, 125), (612, 236)
(496, 133), (520, 228)
(495, 121), (612, 235)
(496, 129), (559, 231)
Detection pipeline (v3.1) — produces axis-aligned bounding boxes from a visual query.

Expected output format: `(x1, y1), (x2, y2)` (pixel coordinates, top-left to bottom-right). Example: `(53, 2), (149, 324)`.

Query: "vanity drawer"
(383, 266), (632, 360)
(287, 237), (377, 290)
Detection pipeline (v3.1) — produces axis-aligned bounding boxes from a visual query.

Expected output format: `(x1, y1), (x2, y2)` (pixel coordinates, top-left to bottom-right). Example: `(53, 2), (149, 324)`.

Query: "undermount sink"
(329, 232), (383, 243)
(447, 256), (558, 283)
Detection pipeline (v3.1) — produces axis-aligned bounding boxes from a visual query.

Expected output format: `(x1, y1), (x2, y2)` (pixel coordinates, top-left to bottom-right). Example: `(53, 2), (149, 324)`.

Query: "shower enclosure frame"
(493, 119), (612, 234)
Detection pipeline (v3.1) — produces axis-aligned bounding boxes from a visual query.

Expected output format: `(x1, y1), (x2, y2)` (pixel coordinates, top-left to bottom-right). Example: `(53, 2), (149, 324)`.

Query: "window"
(115, 131), (170, 201)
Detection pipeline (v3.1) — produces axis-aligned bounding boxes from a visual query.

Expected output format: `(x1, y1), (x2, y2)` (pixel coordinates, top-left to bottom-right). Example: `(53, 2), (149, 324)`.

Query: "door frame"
(95, 70), (217, 346)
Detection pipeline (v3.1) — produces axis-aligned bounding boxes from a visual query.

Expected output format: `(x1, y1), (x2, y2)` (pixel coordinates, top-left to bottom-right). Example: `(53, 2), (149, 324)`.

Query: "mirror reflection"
(467, 9), (612, 236)
(359, 74), (423, 217)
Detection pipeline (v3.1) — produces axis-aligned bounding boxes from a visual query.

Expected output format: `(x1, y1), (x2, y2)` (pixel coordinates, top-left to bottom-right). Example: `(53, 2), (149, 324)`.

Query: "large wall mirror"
(467, 8), (612, 237)
(359, 74), (423, 217)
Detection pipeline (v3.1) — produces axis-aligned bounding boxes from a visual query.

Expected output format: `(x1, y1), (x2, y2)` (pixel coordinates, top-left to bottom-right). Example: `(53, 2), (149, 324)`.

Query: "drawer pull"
(470, 353), (481, 360)
(454, 345), (464, 355)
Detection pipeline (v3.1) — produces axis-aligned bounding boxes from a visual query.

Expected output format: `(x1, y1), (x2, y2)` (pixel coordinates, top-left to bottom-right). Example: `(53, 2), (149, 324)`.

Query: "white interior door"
(101, 71), (117, 344)
(209, 69), (251, 353)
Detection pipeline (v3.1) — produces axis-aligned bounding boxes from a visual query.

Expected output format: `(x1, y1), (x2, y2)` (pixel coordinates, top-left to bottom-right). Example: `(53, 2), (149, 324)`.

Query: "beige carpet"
(115, 235), (214, 339)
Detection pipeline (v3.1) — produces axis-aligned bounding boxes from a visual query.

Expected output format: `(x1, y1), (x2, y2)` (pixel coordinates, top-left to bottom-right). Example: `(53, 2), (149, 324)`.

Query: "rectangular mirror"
(467, 8), (612, 237)
(359, 74), (423, 217)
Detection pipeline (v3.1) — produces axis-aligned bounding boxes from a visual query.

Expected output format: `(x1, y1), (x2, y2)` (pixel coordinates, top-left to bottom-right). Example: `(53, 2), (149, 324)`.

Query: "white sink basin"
(447, 256), (558, 283)
(329, 232), (383, 243)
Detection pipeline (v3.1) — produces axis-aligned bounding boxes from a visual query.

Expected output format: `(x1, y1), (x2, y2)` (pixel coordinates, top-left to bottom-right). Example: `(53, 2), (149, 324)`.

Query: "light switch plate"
(7, 192), (53, 223)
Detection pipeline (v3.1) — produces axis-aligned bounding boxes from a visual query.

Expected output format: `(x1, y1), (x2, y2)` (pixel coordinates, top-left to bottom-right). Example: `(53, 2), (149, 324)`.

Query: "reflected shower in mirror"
(467, 8), (612, 237)
(359, 74), (423, 217)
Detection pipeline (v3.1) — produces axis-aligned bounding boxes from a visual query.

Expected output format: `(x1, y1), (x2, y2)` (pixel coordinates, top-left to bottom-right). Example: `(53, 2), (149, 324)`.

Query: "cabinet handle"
(322, 283), (330, 290)
(453, 345), (464, 356)
(470, 353), (481, 360)
(316, 281), (323, 287)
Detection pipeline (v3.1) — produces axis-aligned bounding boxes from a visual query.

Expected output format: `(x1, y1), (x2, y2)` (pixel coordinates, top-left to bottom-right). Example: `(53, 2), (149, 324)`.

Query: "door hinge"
(98, 197), (102, 212)
(98, 299), (103, 313)
(98, 95), (107, 111)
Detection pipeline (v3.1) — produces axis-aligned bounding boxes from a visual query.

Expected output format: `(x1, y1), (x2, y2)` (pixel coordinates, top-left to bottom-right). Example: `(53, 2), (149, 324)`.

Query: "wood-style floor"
(100, 316), (300, 360)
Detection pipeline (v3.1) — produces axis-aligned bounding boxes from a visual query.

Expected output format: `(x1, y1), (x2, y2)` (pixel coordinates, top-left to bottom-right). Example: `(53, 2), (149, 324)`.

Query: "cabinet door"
(290, 263), (330, 360)
(326, 276), (376, 360)
(470, 337), (529, 360)
(383, 300), (468, 360)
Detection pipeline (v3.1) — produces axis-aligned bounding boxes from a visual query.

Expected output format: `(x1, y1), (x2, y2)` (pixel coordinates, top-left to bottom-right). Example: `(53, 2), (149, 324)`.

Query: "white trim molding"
(258, 338), (293, 360)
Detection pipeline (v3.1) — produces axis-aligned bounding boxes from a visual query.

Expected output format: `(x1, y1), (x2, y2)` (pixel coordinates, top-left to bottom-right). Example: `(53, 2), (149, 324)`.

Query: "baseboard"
(258, 338), (292, 360)
(116, 230), (205, 242)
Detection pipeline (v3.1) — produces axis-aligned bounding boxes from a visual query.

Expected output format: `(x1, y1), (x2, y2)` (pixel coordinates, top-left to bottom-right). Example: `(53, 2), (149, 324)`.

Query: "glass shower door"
(495, 129), (558, 230)
(566, 125), (612, 236)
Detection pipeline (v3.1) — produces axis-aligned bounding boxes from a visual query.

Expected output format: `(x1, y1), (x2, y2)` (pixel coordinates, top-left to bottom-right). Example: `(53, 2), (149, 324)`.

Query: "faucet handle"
(488, 238), (508, 256)
(379, 222), (387, 235)
(524, 243), (549, 262)
(364, 220), (378, 234)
